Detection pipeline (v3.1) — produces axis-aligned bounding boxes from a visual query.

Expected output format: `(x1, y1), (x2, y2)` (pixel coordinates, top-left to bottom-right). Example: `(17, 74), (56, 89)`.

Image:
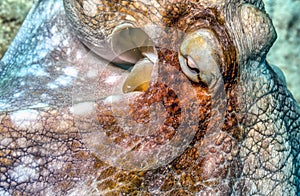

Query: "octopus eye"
(111, 25), (157, 93)
(63, 0), (156, 65)
(178, 29), (223, 87)
(180, 55), (201, 81)
(122, 58), (153, 93)
(111, 24), (155, 65)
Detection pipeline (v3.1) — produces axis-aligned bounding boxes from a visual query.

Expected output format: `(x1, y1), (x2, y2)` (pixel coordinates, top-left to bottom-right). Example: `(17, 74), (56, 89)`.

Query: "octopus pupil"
(113, 63), (134, 71)
(185, 55), (200, 74)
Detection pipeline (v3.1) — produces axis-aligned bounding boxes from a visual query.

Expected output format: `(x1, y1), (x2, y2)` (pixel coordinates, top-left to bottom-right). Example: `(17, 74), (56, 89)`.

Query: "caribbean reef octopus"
(0, 0), (299, 195)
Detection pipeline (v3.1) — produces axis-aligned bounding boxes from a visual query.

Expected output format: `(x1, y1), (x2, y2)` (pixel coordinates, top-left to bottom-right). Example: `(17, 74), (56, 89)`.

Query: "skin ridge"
(234, 61), (300, 194)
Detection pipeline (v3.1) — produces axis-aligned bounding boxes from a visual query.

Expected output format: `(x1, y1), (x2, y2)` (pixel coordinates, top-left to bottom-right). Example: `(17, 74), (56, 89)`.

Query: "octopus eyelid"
(184, 55), (200, 74)
(111, 25), (155, 64)
(122, 57), (154, 93)
(178, 29), (224, 87)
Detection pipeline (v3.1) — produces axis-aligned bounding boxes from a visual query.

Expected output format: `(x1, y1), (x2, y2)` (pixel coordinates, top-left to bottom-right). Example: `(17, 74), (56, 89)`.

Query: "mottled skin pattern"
(0, 0), (299, 196)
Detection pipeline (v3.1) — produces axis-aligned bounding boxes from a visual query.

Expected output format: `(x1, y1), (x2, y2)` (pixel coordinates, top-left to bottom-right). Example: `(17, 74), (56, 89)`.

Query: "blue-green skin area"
(0, 0), (299, 195)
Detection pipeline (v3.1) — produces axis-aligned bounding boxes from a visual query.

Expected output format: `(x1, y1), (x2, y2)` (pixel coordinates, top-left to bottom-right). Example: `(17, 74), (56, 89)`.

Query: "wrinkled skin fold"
(0, 0), (299, 195)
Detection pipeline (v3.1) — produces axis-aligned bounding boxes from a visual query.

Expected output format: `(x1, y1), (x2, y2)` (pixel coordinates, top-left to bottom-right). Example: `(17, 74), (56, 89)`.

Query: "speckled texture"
(0, 0), (299, 195)
(0, 1), (299, 104)
(0, 0), (33, 59)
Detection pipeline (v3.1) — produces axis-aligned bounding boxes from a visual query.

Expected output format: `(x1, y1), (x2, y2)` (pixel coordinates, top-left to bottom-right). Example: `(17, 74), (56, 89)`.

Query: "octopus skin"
(0, 0), (299, 195)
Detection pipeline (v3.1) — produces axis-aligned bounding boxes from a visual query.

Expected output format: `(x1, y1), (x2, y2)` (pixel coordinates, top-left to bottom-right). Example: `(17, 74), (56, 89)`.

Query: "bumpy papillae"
(86, 49), (213, 171)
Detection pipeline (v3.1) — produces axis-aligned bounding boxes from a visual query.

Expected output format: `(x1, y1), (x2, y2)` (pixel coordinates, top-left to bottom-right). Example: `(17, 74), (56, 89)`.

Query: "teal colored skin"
(0, 0), (299, 195)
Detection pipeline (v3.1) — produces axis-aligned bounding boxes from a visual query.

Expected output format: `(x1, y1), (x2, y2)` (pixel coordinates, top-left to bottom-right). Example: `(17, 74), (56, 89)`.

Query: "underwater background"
(0, 0), (299, 104)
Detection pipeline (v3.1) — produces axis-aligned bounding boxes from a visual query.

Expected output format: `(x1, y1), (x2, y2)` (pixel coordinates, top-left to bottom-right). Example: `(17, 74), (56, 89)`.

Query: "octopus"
(0, 0), (299, 195)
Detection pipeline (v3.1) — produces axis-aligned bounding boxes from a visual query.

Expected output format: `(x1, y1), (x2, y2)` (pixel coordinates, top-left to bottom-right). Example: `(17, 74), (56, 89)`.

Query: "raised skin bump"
(0, 0), (299, 195)
(178, 29), (224, 92)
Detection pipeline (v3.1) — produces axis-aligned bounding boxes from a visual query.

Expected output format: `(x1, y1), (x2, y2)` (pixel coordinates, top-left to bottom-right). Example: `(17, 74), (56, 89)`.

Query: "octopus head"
(63, 0), (276, 171)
